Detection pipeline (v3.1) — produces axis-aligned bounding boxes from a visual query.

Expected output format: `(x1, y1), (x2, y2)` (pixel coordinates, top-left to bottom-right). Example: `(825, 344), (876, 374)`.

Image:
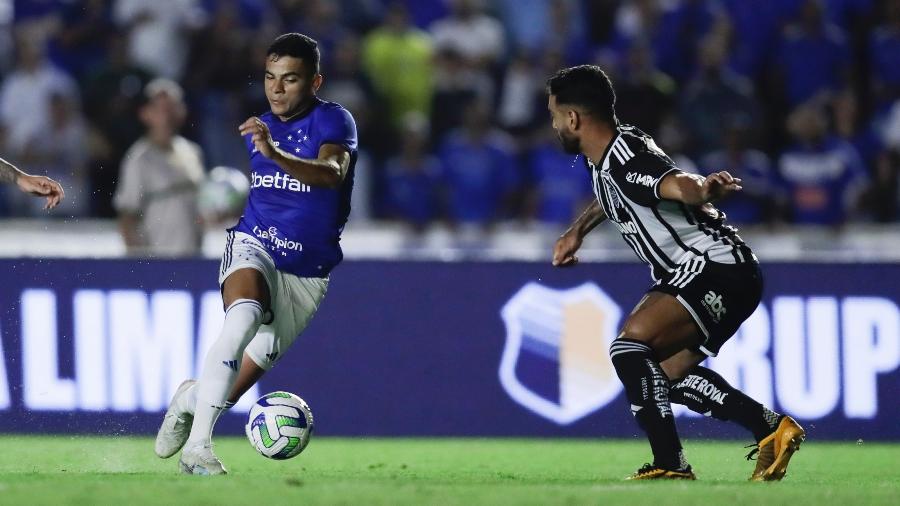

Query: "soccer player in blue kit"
(154, 33), (358, 475)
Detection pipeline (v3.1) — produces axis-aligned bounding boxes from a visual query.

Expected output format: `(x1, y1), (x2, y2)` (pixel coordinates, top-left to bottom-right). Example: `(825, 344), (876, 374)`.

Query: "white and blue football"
(245, 391), (314, 460)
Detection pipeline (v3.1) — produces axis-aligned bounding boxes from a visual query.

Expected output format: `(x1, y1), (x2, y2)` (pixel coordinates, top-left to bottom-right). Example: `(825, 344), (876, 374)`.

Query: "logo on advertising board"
(499, 282), (622, 425)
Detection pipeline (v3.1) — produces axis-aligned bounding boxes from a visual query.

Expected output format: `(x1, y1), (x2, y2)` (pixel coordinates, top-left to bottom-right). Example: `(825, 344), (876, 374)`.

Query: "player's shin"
(187, 299), (264, 447)
(227, 354), (267, 404)
(610, 338), (687, 471)
(669, 366), (781, 442)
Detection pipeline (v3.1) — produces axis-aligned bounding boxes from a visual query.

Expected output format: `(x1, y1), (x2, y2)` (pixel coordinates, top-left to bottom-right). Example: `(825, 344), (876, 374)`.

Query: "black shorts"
(649, 259), (763, 357)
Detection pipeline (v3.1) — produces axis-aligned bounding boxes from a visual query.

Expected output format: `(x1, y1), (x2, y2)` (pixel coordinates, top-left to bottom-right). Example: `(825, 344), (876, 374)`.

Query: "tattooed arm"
(552, 199), (607, 267)
(0, 156), (65, 209)
(0, 156), (22, 184)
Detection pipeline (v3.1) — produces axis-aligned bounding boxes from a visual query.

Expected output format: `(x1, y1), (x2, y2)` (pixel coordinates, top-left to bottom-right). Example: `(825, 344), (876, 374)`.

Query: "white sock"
(175, 383), (197, 415)
(187, 299), (263, 447)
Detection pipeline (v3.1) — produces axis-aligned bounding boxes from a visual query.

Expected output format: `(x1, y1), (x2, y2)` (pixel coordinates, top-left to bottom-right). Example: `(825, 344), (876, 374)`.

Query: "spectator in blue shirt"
(437, 98), (518, 228)
(776, 0), (850, 106)
(722, 0), (783, 79)
(383, 113), (443, 232)
(48, 0), (115, 82)
(680, 34), (759, 156)
(610, 0), (725, 84)
(777, 102), (868, 225)
(700, 118), (776, 225)
(499, 0), (590, 65)
(524, 125), (593, 225)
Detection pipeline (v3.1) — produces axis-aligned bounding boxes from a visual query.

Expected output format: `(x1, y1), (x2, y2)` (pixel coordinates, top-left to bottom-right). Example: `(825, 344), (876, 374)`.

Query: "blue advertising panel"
(1, 259), (898, 440)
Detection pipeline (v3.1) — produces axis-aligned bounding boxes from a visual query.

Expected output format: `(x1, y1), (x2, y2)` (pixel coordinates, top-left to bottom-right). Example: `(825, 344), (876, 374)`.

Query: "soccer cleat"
(747, 415), (806, 481)
(626, 463), (696, 480)
(179, 443), (228, 476)
(155, 379), (196, 459)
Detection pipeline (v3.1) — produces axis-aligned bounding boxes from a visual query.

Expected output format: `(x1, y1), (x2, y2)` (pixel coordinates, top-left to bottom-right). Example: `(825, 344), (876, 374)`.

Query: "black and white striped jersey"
(586, 124), (756, 282)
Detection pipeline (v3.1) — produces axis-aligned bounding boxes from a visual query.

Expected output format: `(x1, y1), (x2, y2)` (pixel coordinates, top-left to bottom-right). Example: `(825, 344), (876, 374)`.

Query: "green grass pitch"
(0, 436), (897, 505)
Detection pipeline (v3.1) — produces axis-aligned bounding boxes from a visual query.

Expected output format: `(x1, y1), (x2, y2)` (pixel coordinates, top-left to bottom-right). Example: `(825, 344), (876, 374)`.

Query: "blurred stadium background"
(0, 0), (899, 502)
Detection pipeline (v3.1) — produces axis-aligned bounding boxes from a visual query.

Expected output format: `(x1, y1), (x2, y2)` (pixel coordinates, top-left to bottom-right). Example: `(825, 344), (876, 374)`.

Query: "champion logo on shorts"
(252, 225), (303, 252)
(701, 290), (727, 323)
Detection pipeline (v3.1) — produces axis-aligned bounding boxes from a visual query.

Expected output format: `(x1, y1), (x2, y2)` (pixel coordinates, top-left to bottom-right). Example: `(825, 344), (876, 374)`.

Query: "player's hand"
(17, 174), (64, 209)
(239, 117), (277, 159)
(552, 230), (583, 267)
(702, 171), (742, 202)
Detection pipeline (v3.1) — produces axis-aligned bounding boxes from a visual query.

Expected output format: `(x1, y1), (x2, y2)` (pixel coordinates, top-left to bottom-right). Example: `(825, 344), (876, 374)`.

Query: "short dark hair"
(547, 65), (617, 125)
(267, 33), (320, 75)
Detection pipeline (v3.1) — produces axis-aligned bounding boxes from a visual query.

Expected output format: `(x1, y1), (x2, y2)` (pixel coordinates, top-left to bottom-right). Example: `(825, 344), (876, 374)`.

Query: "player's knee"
(619, 320), (659, 346)
(659, 356), (683, 379)
(222, 268), (271, 312)
(661, 361), (685, 382)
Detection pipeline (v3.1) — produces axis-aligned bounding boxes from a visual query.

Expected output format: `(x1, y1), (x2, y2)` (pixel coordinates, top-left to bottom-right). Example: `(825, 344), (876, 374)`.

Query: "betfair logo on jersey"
(626, 172), (657, 187)
(250, 171), (311, 193)
(703, 290), (727, 322)
(499, 282), (623, 425)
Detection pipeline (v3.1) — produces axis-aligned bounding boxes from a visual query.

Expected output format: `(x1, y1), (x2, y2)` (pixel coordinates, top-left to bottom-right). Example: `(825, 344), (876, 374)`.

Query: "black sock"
(669, 366), (781, 442)
(610, 338), (686, 470)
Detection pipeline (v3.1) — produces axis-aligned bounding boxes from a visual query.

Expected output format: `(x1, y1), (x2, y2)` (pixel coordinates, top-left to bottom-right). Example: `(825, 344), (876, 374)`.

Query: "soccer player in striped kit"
(154, 33), (358, 475)
(546, 65), (804, 481)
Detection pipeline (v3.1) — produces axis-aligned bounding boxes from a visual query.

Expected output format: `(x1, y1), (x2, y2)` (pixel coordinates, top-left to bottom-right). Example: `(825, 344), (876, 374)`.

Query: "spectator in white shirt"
(114, 79), (206, 257)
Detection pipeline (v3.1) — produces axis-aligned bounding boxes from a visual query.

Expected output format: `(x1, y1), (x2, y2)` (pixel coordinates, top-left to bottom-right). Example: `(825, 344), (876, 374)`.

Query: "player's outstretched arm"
(0, 156), (65, 209)
(658, 171), (742, 206)
(553, 200), (606, 267)
(239, 117), (350, 189)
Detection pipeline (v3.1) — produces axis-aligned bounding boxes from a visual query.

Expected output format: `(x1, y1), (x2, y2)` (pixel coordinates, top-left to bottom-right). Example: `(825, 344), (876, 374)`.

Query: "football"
(197, 165), (250, 226)
(245, 391), (315, 460)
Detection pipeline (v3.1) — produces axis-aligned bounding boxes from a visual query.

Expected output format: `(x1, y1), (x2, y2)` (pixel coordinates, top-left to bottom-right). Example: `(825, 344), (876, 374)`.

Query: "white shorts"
(218, 231), (328, 370)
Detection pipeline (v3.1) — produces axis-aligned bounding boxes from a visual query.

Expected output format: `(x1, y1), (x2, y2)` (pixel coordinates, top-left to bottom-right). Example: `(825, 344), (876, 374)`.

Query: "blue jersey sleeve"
(318, 106), (358, 152)
(243, 133), (254, 156)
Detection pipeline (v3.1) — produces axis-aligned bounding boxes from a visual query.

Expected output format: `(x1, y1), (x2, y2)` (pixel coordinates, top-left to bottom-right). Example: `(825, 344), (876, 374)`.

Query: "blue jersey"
(777, 135), (866, 225)
(233, 97), (357, 277)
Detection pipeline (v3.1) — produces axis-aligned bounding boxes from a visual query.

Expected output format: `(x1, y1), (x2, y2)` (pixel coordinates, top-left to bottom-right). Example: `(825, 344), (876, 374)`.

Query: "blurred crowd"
(1, 0), (900, 246)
